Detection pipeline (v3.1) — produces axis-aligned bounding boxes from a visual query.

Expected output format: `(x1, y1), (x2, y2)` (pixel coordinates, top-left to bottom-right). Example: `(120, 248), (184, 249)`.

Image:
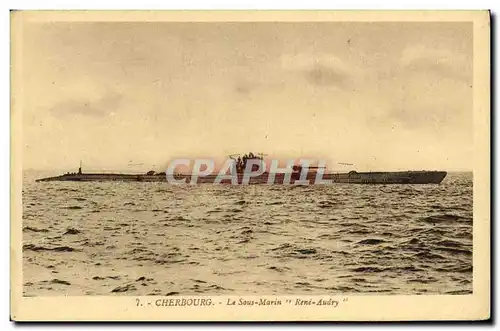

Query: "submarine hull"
(36, 171), (447, 184)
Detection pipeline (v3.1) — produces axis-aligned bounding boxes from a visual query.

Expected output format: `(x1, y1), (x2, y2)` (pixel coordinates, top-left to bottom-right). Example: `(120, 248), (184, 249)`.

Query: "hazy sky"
(21, 22), (473, 172)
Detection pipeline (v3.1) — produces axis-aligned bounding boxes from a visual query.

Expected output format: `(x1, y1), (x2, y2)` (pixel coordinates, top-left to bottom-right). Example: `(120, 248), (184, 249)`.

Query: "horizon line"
(22, 167), (474, 173)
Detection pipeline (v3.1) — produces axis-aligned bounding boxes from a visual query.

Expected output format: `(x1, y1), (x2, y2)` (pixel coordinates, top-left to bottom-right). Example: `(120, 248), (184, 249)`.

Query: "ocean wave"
(23, 244), (79, 252)
(22, 172), (473, 296)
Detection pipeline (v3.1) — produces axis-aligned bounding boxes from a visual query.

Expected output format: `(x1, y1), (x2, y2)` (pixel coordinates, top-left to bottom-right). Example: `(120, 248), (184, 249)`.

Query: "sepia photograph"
(10, 10), (490, 321)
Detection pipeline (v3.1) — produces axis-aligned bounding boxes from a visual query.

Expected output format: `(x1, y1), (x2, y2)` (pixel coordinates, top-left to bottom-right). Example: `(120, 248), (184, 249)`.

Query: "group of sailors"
(235, 152), (260, 171)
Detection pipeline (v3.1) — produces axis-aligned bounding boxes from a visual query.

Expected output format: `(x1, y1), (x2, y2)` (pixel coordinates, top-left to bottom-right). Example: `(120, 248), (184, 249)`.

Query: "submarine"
(35, 153), (447, 185)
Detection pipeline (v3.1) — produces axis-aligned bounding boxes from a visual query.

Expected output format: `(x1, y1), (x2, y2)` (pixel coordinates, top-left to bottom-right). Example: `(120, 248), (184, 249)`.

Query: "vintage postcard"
(10, 10), (490, 321)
